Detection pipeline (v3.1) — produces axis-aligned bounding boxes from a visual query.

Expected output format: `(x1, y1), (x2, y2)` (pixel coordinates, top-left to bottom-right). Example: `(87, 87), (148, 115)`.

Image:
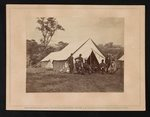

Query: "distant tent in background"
(40, 39), (105, 72)
(118, 54), (124, 69)
(118, 55), (124, 61)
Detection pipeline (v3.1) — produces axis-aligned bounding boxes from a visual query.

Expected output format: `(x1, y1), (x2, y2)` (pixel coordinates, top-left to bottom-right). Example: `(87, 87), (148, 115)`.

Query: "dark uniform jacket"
(75, 56), (83, 63)
(67, 56), (74, 66)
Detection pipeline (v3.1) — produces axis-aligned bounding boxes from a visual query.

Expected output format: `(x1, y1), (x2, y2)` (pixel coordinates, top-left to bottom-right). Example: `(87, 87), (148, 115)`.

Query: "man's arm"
(75, 57), (79, 60)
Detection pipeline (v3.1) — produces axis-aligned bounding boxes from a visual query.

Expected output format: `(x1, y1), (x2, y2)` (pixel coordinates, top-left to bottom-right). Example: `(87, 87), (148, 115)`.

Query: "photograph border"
(0, 0), (149, 115)
(6, 5), (145, 111)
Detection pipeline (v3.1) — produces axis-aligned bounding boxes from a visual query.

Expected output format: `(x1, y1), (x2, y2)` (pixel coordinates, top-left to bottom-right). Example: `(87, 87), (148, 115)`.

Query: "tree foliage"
(55, 41), (69, 51)
(98, 42), (124, 59)
(36, 17), (65, 48)
(26, 39), (68, 67)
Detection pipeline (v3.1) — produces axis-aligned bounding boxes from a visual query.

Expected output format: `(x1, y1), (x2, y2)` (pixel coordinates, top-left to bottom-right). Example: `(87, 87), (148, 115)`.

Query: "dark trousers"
(106, 63), (110, 72)
(69, 65), (74, 73)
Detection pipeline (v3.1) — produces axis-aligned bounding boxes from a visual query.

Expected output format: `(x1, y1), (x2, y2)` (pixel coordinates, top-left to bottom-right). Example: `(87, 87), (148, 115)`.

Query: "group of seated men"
(67, 53), (116, 74)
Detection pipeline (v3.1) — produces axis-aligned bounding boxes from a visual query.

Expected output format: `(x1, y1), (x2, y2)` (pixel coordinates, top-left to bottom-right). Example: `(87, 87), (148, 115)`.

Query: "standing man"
(105, 53), (111, 73)
(67, 53), (74, 73)
(75, 54), (83, 66)
(75, 54), (84, 74)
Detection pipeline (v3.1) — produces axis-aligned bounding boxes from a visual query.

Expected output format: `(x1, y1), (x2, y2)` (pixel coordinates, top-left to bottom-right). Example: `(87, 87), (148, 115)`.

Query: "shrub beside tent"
(40, 39), (105, 72)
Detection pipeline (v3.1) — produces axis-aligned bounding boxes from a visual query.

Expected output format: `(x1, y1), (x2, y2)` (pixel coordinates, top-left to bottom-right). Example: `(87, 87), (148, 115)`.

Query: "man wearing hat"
(75, 54), (84, 74)
(75, 54), (83, 65)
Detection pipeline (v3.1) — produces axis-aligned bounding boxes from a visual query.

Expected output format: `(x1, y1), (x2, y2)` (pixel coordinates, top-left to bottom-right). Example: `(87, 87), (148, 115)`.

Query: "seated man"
(99, 59), (106, 74)
(108, 60), (117, 74)
(105, 54), (111, 73)
(83, 60), (92, 74)
(91, 62), (99, 73)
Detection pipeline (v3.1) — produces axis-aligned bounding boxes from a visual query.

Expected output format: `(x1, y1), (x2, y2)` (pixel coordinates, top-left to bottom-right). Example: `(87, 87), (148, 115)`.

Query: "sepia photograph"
(26, 17), (124, 92)
(6, 5), (145, 110)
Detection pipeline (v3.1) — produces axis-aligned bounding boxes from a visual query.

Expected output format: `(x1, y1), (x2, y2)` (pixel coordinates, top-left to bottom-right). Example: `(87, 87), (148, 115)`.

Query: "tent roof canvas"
(41, 39), (105, 64)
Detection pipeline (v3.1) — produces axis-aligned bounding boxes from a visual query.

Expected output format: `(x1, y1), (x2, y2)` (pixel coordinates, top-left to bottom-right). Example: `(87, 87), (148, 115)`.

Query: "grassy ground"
(26, 67), (124, 92)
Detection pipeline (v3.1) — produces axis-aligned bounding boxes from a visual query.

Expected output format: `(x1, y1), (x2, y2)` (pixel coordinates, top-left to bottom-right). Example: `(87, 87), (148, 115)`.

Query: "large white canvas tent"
(41, 39), (105, 72)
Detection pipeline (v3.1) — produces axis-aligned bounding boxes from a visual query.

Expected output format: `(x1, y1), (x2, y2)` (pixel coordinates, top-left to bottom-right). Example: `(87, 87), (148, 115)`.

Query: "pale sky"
(26, 16), (124, 46)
